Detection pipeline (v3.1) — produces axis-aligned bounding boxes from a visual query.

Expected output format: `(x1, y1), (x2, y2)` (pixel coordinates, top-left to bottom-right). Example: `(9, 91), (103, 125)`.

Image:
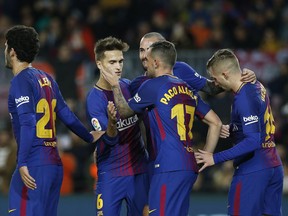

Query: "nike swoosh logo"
(8, 209), (17, 213)
(148, 209), (157, 214)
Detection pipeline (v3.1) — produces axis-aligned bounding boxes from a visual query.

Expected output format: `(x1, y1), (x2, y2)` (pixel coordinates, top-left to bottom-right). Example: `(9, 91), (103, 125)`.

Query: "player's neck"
(233, 81), (245, 94)
(12, 62), (31, 76)
(156, 67), (173, 77)
(96, 77), (113, 90)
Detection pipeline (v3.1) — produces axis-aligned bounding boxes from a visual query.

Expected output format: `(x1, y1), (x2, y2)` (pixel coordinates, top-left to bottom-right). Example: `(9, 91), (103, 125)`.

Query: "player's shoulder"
(119, 78), (131, 86)
(173, 61), (196, 72)
(131, 75), (149, 84)
(87, 85), (105, 98)
(240, 81), (261, 95)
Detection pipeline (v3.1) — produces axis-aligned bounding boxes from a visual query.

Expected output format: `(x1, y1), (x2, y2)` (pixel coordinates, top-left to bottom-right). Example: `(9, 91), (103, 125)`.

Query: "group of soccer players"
(4, 24), (284, 216)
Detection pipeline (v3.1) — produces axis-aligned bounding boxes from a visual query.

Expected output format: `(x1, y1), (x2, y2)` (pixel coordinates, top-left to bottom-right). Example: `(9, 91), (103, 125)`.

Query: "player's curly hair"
(94, 36), (129, 61)
(5, 25), (40, 63)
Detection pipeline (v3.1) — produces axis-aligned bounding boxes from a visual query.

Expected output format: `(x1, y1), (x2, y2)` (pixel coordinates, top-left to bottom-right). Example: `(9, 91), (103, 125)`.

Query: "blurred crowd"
(0, 0), (288, 195)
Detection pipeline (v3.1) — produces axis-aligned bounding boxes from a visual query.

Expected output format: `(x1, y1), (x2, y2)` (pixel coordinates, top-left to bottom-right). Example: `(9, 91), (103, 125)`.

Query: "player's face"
(209, 68), (230, 91)
(139, 37), (160, 71)
(4, 42), (12, 69)
(145, 49), (156, 78)
(98, 50), (124, 79)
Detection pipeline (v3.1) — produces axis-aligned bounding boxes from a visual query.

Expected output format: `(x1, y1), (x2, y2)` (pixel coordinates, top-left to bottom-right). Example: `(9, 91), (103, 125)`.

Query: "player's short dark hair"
(94, 36), (129, 61)
(5, 25), (40, 63)
(150, 40), (177, 67)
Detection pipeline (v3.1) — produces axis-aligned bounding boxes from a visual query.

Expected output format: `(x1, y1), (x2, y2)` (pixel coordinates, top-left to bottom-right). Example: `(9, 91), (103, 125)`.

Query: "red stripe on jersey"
(154, 108), (166, 141)
(20, 186), (28, 216)
(160, 184), (167, 216)
(234, 182), (242, 215)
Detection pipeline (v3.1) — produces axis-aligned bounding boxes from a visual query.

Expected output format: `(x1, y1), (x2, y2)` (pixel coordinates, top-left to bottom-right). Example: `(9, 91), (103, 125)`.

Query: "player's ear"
(9, 48), (16, 58)
(153, 59), (159, 69)
(96, 60), (102, 70)
(222, 71), (229, 80)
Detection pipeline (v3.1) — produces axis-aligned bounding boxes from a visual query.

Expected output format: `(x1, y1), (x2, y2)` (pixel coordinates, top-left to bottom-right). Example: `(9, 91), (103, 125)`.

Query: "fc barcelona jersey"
(129, 75), (211, 174)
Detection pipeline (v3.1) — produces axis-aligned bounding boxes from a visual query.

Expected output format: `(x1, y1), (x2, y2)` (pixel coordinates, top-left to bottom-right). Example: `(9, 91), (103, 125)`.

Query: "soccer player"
(5, 25), (104, 216)
(131, 32), (256, 96)
(101, 40), (222, 216)
(130, 32), (257, 175)
(195, 49), (283, 215)
(86, 36), (149, 216)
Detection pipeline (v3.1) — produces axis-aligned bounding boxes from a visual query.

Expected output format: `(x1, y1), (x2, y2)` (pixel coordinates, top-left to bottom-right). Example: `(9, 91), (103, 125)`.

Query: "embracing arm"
(201, 80), (223, 96)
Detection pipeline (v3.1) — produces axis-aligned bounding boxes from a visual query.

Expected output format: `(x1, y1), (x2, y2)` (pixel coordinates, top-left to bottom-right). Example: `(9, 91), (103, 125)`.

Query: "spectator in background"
(65, 10), (95, 61)
(68, 131), (95, 193)
(0, 120), (16, 195)
(51, 42), (81, 106)
(59, 146), (76, 195)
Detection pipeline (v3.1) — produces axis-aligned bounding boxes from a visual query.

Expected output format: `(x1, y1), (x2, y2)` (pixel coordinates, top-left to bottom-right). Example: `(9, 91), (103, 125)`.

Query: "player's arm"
(201, 109), (222, 153)
(111, 84), (135, 118)
(195, 95), (222, 153)
(18, 112), (37, 190)
(212, 132), (260, 164)
(57, 105), (103, 143)
(101, 66), (135, 118)
(200, 79), (223, 96)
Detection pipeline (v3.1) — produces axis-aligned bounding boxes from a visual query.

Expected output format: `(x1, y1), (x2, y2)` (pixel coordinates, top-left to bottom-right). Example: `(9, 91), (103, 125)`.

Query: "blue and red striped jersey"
(8, 67), (93, 167)
(86, 79), (148, 176)
(130, 61), (207, 163)
(214, 81), (282, 174)
(128, 75), (211, 174)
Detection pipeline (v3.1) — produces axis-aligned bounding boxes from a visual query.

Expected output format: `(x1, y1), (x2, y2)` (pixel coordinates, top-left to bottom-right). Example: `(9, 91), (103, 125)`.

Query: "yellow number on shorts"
(36, 99), (56, 138)
(97, 194), (104, 209)
(171, 104), (195, 141)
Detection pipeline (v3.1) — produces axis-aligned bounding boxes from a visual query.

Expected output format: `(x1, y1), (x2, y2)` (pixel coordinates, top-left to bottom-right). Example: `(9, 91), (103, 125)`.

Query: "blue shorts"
(228, 166), (283, 216)
(148, 170), (198, 216)
(9, 165), (63, 216)
(95, 172), (149, 216)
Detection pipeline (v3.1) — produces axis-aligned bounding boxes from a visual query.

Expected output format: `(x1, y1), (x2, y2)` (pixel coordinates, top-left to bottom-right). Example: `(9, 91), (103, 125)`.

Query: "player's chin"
(142, 61), (148, 69)
(115, 72), (121, 77)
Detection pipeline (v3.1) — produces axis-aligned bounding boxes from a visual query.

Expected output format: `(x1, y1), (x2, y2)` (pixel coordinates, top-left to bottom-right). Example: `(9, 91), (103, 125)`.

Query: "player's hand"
(107, 101), (117, 124)
(19, 166), (37, 190)
(241, 68), (256, 83)
(195, 149), (215, 172)
(90, 131), (105, 143)
(100, 66), (120, 87)
(220, 124), (230, 138)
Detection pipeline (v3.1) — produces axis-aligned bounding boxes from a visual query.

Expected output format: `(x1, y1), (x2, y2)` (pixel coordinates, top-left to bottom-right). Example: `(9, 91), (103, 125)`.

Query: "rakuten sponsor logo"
(15, 96), (30, 107)
(243, 115), (258, 125)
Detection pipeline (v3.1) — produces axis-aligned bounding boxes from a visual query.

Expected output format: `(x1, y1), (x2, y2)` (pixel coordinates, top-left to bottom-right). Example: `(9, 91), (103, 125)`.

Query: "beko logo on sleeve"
(243, 115), (258, 125)
(15, 96), (30, 107)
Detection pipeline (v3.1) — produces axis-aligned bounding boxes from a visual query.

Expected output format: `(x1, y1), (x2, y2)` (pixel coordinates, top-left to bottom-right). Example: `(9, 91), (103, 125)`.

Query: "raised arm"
(101, 67), (135, 118)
